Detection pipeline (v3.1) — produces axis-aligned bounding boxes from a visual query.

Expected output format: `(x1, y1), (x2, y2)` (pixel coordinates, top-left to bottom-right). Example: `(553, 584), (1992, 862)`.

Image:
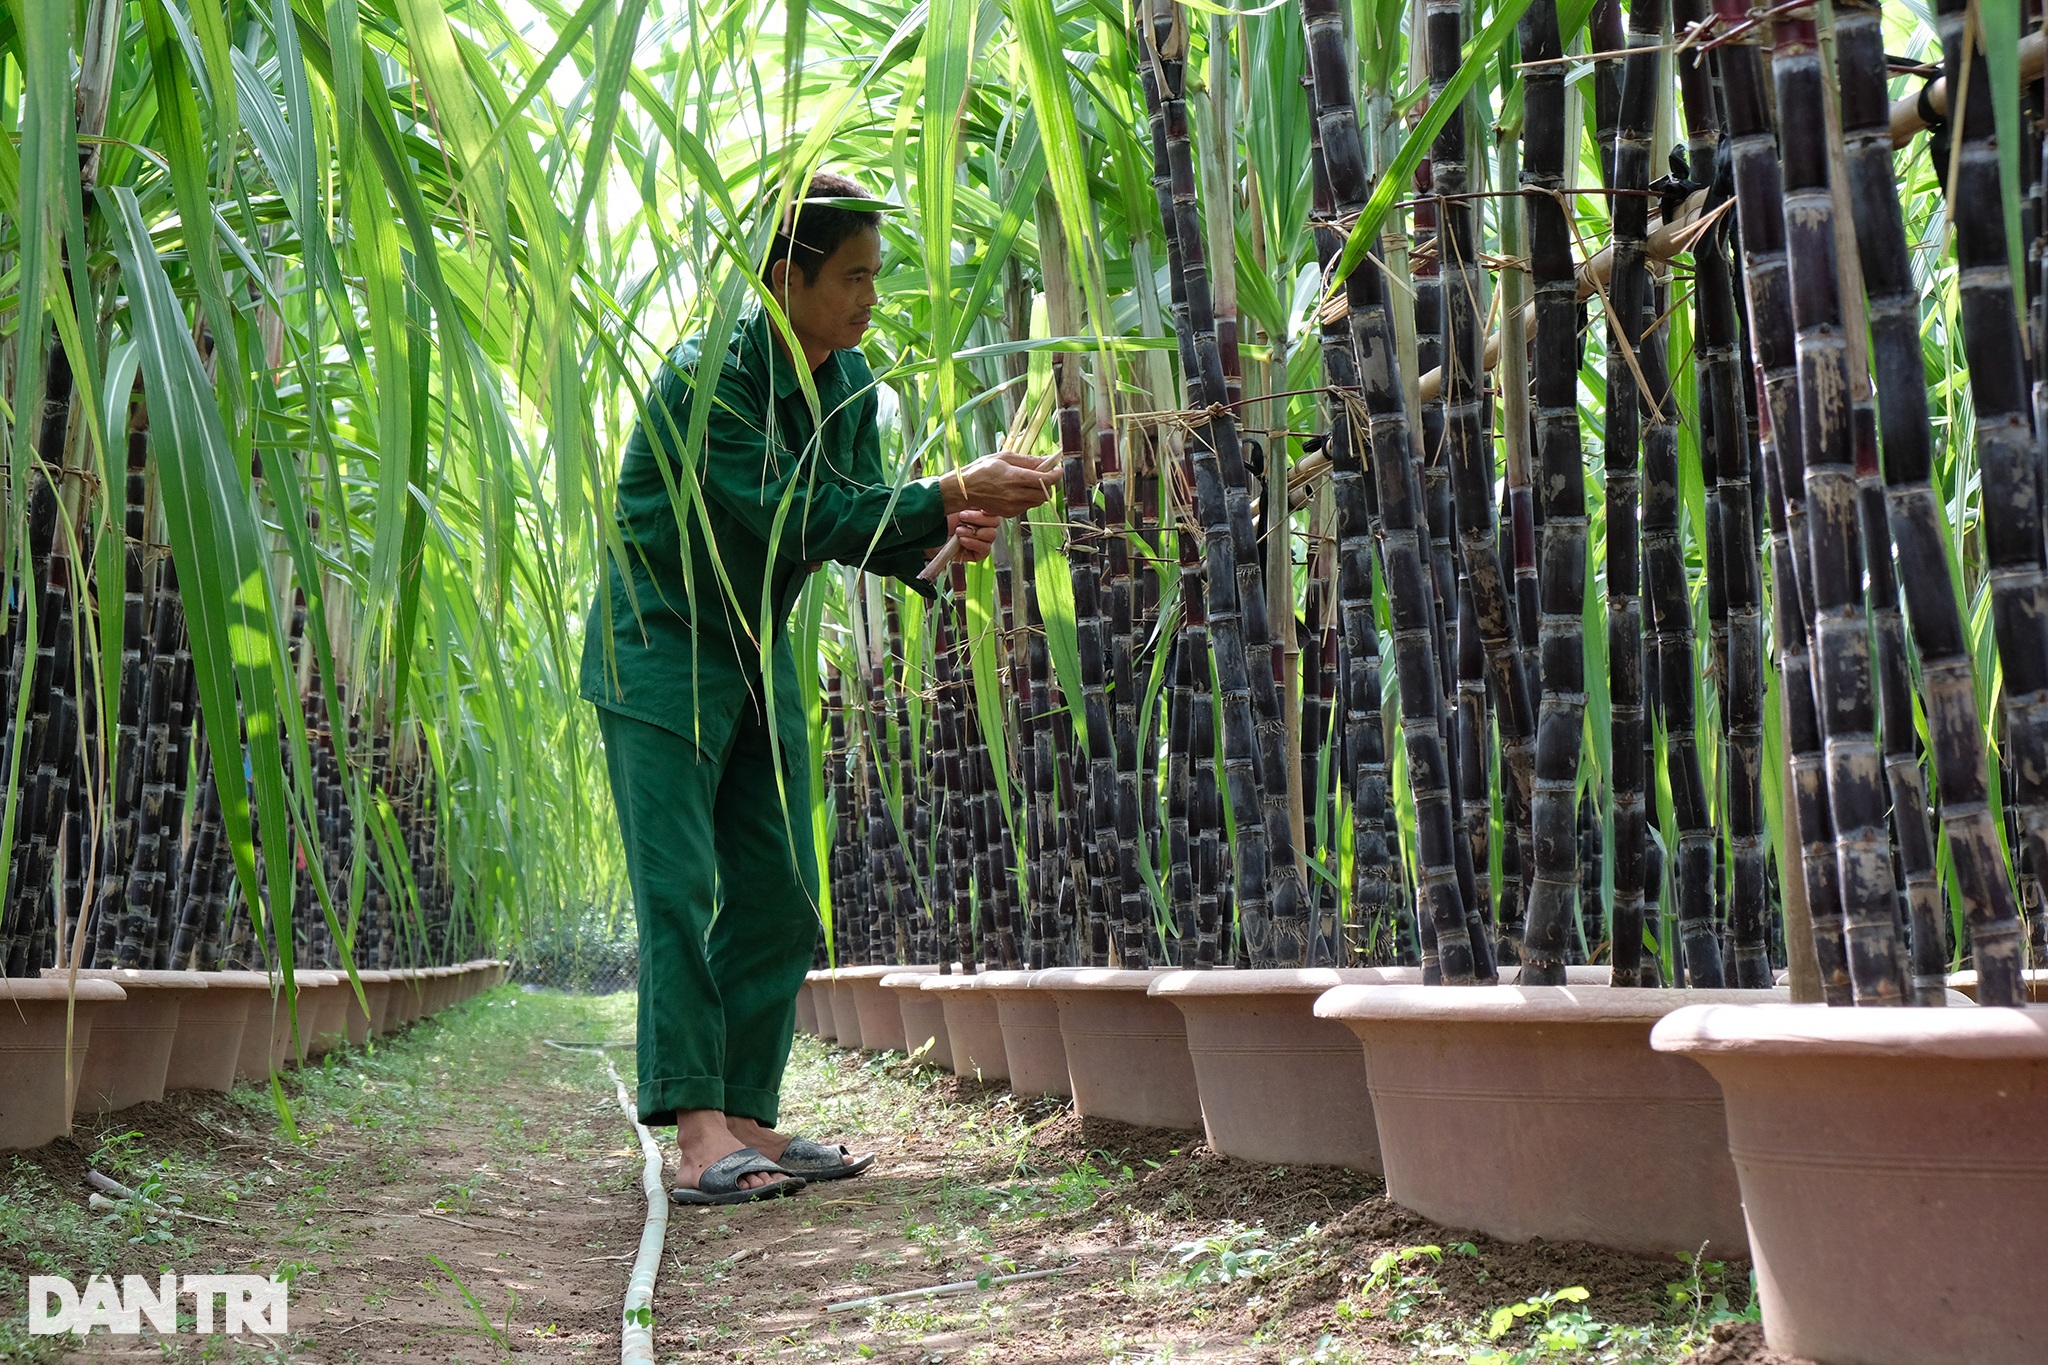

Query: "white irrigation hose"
(545, 1039), (665, 1365)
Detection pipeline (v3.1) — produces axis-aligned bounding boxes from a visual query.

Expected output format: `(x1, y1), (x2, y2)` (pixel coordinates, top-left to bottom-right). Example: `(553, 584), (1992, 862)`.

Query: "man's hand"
(937, 450), (1060, 518)
(942, 509), (1001, 564)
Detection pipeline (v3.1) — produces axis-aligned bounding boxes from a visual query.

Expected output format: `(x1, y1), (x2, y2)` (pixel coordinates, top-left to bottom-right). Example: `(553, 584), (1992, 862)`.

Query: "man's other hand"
(937, 450), (1060, 518)
(945, 509), (1001, 563)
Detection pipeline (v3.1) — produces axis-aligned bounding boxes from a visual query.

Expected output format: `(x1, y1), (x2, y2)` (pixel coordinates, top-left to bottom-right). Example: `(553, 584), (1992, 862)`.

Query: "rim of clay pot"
(805, 969), (832, 984)
(0, 978), (126, 1002)
(1032, 968), (1173, 992)
(920, 971), (1024, 992)
(193, 971), (287, 989)
(977, 970), (1057, 991)
(341, 969), (396, 983)
(292, 972), (344, 990)
(880, 970), (945, 992)
(830, 964), (911, 982)
(40, 968), (210, 988)
(1315, 983), (1786, 1024)
(1651, 1001), (2048, 1059)
(1151, 967), (1411, 998)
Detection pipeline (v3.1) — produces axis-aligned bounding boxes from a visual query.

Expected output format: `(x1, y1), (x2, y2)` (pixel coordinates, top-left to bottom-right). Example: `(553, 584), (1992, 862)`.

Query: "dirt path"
(649, 1040), (1764, 1365)
(3, 990), (644, 1362)
(1, 992), (1770, 1364)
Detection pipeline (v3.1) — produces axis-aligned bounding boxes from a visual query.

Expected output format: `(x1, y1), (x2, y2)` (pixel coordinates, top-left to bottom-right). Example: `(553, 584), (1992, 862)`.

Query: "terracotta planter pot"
(981, 972), (1071, 1098)
(1653, 1003), (2048, 1365)
(795, 978), (821, 1036)
(804, 971), (839, 1040)
(0, 979), (126, 1150)
(1038, 969), (1201, 1130)
(882, 971), (952, 1070)
(342, 972), (395, 1046)
(298, 977), (351, 1063)
(840, 965), (924, 1052)
(397, 970), (424, 1021)
(41, 969), (207, 1114)
(922, 974), (1009, 1082)
(1151, 967), (1413, 1172)
(827, 973), (868, 1049)
(1316, 984), (1781, 1257)
(167, 975), (263, 1093)
(1946, 968), (2048, 1003)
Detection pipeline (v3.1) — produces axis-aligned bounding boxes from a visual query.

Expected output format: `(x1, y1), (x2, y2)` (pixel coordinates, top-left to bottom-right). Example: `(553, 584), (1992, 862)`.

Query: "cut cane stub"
(1653, 1003), (2048, 1365)
(1316, 983), (1784, 1258)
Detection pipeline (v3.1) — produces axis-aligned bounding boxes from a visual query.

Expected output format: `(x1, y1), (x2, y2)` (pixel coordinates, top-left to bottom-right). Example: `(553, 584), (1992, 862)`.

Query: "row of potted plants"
(796, 964), (2047, 1365)
(0, 960), (510, 1152)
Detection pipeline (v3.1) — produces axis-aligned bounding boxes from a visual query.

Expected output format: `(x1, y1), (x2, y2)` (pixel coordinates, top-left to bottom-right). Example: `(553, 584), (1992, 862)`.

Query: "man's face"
(780, 228), (882, 359)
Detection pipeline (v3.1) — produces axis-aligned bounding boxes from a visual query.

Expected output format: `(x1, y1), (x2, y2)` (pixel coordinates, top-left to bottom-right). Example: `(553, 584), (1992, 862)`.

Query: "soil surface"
(0, 990), (1774, 1363)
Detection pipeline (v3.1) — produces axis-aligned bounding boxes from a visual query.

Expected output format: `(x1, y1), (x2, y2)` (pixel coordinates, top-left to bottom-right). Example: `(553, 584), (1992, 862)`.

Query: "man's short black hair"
(762, 172), (883, 288)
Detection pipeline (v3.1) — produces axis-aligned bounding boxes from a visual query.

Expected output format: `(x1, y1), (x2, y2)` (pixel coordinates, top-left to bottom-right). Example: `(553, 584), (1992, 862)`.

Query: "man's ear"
(768, 256), (789, 302)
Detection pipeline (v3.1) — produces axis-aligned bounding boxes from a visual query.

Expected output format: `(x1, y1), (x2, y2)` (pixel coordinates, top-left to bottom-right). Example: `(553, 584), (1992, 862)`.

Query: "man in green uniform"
(581, 173), (1057, 1203)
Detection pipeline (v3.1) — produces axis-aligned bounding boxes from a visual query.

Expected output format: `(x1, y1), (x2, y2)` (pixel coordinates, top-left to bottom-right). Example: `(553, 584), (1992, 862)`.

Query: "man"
(580, 172), (1057, 1204)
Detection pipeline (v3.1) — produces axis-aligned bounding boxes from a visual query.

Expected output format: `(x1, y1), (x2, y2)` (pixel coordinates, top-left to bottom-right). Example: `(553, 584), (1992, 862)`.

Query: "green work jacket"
(579, 310), (947, 756)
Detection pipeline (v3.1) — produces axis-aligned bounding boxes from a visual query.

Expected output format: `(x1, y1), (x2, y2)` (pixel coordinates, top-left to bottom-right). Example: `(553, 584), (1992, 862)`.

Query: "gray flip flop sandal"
(669, 1148), (806, 1206)
(771, 1136), (876, 1181)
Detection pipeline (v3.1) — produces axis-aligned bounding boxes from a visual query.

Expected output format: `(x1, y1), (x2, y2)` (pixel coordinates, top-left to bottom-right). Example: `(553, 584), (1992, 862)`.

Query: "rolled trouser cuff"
(636, 1074), (726, 1127)
(722, 1084), (782, 1129)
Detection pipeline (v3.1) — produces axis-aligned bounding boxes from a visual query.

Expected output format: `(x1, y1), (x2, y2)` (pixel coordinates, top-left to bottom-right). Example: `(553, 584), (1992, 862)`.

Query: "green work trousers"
(598, 701), (820, 1128)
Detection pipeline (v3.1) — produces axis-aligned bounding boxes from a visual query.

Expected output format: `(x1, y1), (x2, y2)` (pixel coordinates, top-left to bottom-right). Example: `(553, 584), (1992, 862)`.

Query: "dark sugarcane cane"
(1590, 0), (1626, 188)
(1140, 0), (1309, 964)
(1834, 4), (2017, 999)
(1311, 570), (1343, 960)
(825, 668), (854, 964)
(1428, 0), (1536, 963)
(9, 558), (77, 976)
(1618, 0), (1723, 987)
(1306, 101), (1399, 966)
(1913, 0), (2042, 1002)
(1579, 787), (1605, 956)
(886, 602), (932, 965)
(995, 532), (1036, 961)
(939, 576), (981, 970)
(1515, 0), (1593, 982)
(1100, 417), (1152, 967)
(1715, 0), (1851, 999)
(1454, 583), (1493, 937)
(1167, 580), (1197, 960)
(863, 637), (900, 964)
(1302, 0), (1481, 981)
(1672, 0), (1771, 986)
(1773, 10), (1904, 1002)
(1019, 528), (1063, 968)
(1600, 0), (1652, 987)
(1052, 697), (1088, 965)
(1412, 164), (1457, 693)
(1185, 534), (1225, 968)
(1171, 626), (1196, 961)
(149, 569), (199, 968)
(1041, 209), (1118, 968)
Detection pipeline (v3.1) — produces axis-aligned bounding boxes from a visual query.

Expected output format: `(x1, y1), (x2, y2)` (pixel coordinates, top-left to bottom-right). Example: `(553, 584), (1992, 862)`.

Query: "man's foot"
(676, 1110), (793, 1195)
(728, 1117), (875, 1181)
(726, 1115), (793, 1163)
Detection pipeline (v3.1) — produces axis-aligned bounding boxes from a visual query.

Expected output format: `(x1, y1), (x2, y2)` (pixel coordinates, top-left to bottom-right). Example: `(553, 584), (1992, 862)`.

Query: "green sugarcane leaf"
(103, 186), (303, 966)
(1328, 0), (1534, 292)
